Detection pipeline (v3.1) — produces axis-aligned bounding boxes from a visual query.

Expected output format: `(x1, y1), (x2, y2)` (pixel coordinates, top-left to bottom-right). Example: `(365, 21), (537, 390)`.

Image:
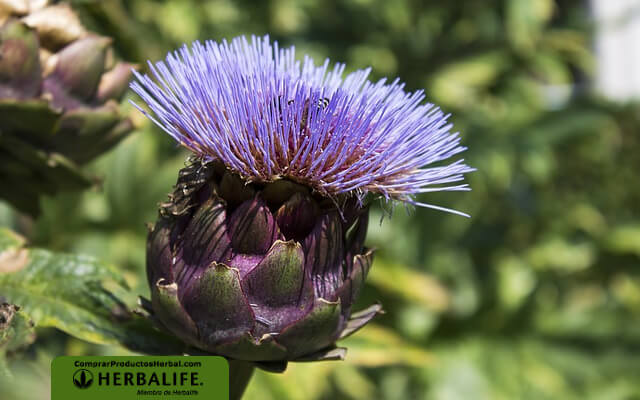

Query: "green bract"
(0, 1), (134, 215)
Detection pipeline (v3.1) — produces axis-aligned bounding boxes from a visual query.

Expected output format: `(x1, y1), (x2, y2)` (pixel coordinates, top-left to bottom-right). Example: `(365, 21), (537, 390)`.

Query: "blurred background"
(2, 0), (640, 399)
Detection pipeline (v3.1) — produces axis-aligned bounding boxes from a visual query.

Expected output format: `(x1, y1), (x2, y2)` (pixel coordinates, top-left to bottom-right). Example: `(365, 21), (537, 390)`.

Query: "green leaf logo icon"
(73, 369), (93, 389)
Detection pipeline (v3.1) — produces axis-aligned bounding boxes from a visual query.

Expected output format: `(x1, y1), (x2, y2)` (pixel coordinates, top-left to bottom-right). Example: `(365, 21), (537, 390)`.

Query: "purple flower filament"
(131, 35), (474, 216)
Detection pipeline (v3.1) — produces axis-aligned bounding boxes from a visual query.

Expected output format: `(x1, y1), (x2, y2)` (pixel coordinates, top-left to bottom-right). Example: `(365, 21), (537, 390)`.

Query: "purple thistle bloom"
(131, 35), (473, 216)
(135, 36), (476, 363)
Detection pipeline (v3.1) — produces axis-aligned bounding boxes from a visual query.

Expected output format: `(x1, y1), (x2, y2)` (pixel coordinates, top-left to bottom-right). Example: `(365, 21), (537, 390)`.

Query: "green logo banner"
(51, 356), (229, 399)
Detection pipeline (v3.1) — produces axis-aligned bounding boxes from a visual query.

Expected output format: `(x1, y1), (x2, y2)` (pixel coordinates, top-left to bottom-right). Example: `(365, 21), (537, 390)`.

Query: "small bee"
(276, 96), (330, 130)
(300, 97), (330, 129)
(317, 97), (330, 109)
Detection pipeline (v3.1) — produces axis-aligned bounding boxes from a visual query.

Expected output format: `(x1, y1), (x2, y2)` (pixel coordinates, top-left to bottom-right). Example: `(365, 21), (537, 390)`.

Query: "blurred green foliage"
(2, 0), (640, 398)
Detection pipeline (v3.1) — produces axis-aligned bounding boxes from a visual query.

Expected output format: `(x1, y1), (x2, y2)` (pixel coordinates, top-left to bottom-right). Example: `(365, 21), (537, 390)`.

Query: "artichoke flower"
(132, 36), (473, 363)
(0, 1), (134, 215)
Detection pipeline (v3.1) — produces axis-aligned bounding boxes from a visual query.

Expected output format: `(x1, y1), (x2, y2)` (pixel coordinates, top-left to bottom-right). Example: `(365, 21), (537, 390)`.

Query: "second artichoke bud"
(147, 160), (381, 361)
(0, 1), (134, 215)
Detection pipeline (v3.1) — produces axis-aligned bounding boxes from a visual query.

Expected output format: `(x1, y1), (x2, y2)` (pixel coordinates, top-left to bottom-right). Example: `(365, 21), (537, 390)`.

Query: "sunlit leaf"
(605, 224), (640, 256)
(367, 258), (450, 312)
(429, 51), (510, 107)
(0, 228), (183, 354)
(506, 0), (554, 52)
(341, 324), (434, 367)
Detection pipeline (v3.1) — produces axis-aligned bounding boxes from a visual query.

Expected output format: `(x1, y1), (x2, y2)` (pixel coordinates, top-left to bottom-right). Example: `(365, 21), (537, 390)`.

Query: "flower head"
(131, 35), (473, 216)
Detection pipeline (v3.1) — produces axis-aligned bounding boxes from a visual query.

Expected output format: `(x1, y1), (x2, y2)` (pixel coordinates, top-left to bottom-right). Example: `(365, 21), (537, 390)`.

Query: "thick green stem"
(228, 359), (255, 400)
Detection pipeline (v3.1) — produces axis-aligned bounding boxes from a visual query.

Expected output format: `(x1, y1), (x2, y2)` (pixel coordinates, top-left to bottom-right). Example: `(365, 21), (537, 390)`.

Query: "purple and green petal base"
(144, 160), (382, 365)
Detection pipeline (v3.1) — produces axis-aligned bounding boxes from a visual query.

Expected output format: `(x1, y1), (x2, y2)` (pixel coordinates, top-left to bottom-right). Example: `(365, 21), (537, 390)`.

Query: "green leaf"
(0, 228), (24, 252)
(425, 337), (640, 400)
(340, 324), (434, 368)
(428, 51), (510, 108)
(605, 224), (640, 256)
(0, 304), (35, 353)
(367, 258), (451, 312)
(0, 228), (184, 355)
(0, 98), (62, 143)
(506, 0), (554, 52)
(0, 134), (92, 215)
(0, 304), (36, 377)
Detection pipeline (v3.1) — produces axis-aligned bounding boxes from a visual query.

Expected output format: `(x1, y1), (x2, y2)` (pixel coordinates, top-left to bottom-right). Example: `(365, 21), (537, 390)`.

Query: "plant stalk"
(228, 359), (255, 400)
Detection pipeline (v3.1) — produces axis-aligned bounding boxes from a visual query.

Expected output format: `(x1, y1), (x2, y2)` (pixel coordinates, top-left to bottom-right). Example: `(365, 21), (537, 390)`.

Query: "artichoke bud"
(146, 160), (381, 361)
(0, 0), (28, 23)
(97, 62), (136, 103)
(45, 35), (110, 104)
(0, 2), (134, 215)
(0, 18), (40, 98)
(21, 3), (85, 50)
